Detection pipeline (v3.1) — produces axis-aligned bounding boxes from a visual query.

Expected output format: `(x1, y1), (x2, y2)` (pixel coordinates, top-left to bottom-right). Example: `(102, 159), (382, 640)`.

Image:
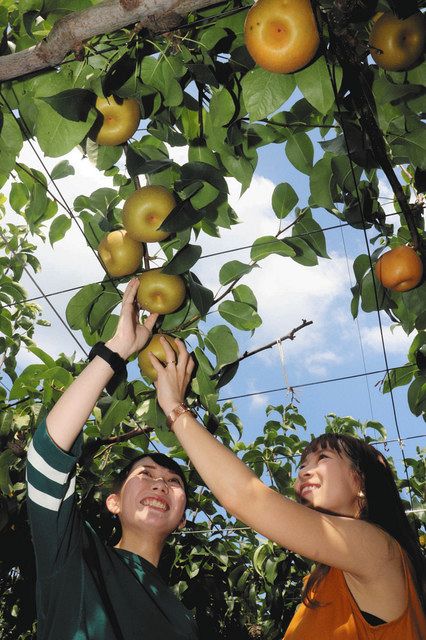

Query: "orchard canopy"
(0, 0), (425, 638)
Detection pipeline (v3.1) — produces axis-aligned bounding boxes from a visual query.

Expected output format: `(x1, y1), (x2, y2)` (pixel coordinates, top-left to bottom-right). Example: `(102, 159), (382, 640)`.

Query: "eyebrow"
(300, 449), (335, 464)
(138, 464), (183, 482)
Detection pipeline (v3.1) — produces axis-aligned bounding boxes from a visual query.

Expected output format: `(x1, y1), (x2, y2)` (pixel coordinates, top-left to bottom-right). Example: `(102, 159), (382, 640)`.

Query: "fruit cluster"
(93, 98), (185, 381)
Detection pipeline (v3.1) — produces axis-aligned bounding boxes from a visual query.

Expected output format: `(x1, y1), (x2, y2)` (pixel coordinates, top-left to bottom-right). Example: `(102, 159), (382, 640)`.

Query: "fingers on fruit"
(138, 334), (179, 381)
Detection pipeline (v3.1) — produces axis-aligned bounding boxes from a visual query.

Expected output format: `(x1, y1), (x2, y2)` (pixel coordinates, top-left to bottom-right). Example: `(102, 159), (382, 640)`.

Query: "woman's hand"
(106, 278), (158, 360)
(149, 337), (195, 417)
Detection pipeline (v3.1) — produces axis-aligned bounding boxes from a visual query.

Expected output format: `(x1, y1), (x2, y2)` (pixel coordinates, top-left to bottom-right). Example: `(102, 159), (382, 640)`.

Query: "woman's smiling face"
(294, 447), (363, 517)
(107, 456), (187, 537)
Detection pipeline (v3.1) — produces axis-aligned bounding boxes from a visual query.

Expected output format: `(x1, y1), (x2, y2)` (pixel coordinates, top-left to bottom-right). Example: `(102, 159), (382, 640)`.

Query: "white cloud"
(301, 350), (343, 377)
(360, 323), (412, 356)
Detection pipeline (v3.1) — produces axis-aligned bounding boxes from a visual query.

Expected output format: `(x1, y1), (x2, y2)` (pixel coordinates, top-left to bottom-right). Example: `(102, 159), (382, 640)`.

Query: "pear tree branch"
(231, 319), (313, 367)
(0, 0), (220, 82)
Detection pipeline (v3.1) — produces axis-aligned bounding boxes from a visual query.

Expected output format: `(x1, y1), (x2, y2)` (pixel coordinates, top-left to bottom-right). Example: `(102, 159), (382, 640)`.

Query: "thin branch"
(231, 320), (313, 366)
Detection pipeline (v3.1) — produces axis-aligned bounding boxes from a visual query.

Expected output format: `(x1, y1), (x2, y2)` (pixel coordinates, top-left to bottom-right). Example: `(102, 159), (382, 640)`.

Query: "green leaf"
(0, 450), (15, 494)
(88, 288), (122, 332)
(292, 210), (329, 259)
(220, 152), (255, 194)
(74, 187), (120, 215)
(162, 244), (202, 275)
(242, 68), (295, 121)
(383, 365), (416, 394)
(0, 410), (13, 437)
(141, 56), (185, 108)
(26, 345), (55, 367)
(86, 141), (123, 171)
(272, 182), (298, 219)
(407, 375), (426, 417)
(219, 260), (255, 286)
(205, 325), (239, 371)
(393, 127), (426, 170)
(0, 280), (26, 302)
(40, 89), (95, 122)
(232, 284), (258, 310)
(0, 313), (13, 338)
(79, 211), (107, 250)
(188, 272), (214, 316)
(50, 160), (75, 180)
(100, 396), (133, 437)
(193, 365), (219, 414)
(9, 182), (29, 214)
(360, 271), (386, 313)
(353, 254), (371, 285)
(0, 113), (23, 185)
(218, 300), (262, 331)
(309, 154), (334, 210)
(190, 182), (220, 210)
(284, 237), (318, 266)
(250, 236), (295, 262)
(215, 361), (239, 390)
(25, 182), (50, 230)
(49, 214), (72, 246)
(35, 98), (97, 157)
(160, 200), (205, 233)
(180, 162), (228, 194)
(296, 58), (342, 115)
(66, 283), (104, 329)
(285, 132), (314, 175)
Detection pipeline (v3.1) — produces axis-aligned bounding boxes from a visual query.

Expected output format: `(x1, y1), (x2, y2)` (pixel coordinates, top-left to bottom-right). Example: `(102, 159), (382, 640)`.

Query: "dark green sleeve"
(26, 416), (83, 577)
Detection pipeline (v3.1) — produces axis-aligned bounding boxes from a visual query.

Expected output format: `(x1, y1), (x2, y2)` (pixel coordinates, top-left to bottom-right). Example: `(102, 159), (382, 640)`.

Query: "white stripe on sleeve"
(27, 440), (70, 485)
(26, 476), (76, 512)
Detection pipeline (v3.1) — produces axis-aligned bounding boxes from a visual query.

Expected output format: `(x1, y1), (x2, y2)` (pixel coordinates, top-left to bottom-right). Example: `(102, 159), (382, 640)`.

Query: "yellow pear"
(138, 334), (179, 381)
(137, 269), (186, 314)
(98, 230), (143, 277)
(123, 185), (176, 243)
(95, 96), (140, 146)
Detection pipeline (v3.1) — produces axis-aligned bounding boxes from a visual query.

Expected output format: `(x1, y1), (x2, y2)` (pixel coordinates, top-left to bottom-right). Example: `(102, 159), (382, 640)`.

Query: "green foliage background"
(0, 0), (425, 637)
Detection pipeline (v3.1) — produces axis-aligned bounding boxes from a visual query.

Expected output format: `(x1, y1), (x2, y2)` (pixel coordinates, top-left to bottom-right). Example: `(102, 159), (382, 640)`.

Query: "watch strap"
(166, 403), (193, 429)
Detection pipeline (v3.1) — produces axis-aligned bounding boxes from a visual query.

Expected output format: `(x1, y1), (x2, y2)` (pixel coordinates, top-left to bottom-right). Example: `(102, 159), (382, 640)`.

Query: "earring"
(358, 490), (365, 498)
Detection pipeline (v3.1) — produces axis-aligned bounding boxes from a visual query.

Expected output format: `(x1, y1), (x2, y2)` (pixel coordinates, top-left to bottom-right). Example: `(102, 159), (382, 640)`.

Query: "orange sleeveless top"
(283, 546), (426, 640)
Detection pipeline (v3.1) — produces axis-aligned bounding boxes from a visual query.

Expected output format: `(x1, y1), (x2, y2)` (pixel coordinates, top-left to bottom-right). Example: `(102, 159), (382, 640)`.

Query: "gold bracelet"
(166, 403), (193, 429)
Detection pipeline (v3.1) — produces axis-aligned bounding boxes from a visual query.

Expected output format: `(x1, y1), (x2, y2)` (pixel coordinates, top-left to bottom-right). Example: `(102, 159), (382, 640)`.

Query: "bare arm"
(150, 338), (397, 581)
(47, 278), (158, 451)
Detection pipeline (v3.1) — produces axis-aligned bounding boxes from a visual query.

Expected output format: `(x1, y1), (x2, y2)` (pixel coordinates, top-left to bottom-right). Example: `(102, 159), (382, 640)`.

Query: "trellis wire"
(320, 15), (415, 508)
(0, 209), (405, 312)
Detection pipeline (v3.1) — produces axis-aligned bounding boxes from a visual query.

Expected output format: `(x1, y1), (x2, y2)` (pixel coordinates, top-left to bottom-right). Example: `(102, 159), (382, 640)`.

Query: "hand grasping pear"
(106, 278), (158, 361)
(148, 336), (195, 417)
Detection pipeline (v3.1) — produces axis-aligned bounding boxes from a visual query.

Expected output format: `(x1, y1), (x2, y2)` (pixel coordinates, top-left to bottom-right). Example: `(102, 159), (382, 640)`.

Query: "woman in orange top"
(142, 319), (426, 638)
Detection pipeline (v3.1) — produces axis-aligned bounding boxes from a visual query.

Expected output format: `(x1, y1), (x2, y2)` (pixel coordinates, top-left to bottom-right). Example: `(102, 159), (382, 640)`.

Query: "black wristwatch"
(88, 342), (127, 394)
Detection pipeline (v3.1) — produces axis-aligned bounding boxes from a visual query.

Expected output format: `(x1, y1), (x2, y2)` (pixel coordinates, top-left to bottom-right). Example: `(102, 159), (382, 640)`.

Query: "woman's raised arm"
(150, 337), (397, 581)
(46, 278), (157, 451)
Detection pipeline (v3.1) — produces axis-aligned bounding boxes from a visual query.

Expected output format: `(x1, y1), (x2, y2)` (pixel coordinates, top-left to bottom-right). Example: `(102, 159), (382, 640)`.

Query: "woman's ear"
(106, 493), (121, 515)
(177, 515), (186, 530)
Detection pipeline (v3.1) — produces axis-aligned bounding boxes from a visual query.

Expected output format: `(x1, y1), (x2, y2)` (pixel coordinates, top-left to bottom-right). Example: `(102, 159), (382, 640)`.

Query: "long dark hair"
(298, 433), (426, 612)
